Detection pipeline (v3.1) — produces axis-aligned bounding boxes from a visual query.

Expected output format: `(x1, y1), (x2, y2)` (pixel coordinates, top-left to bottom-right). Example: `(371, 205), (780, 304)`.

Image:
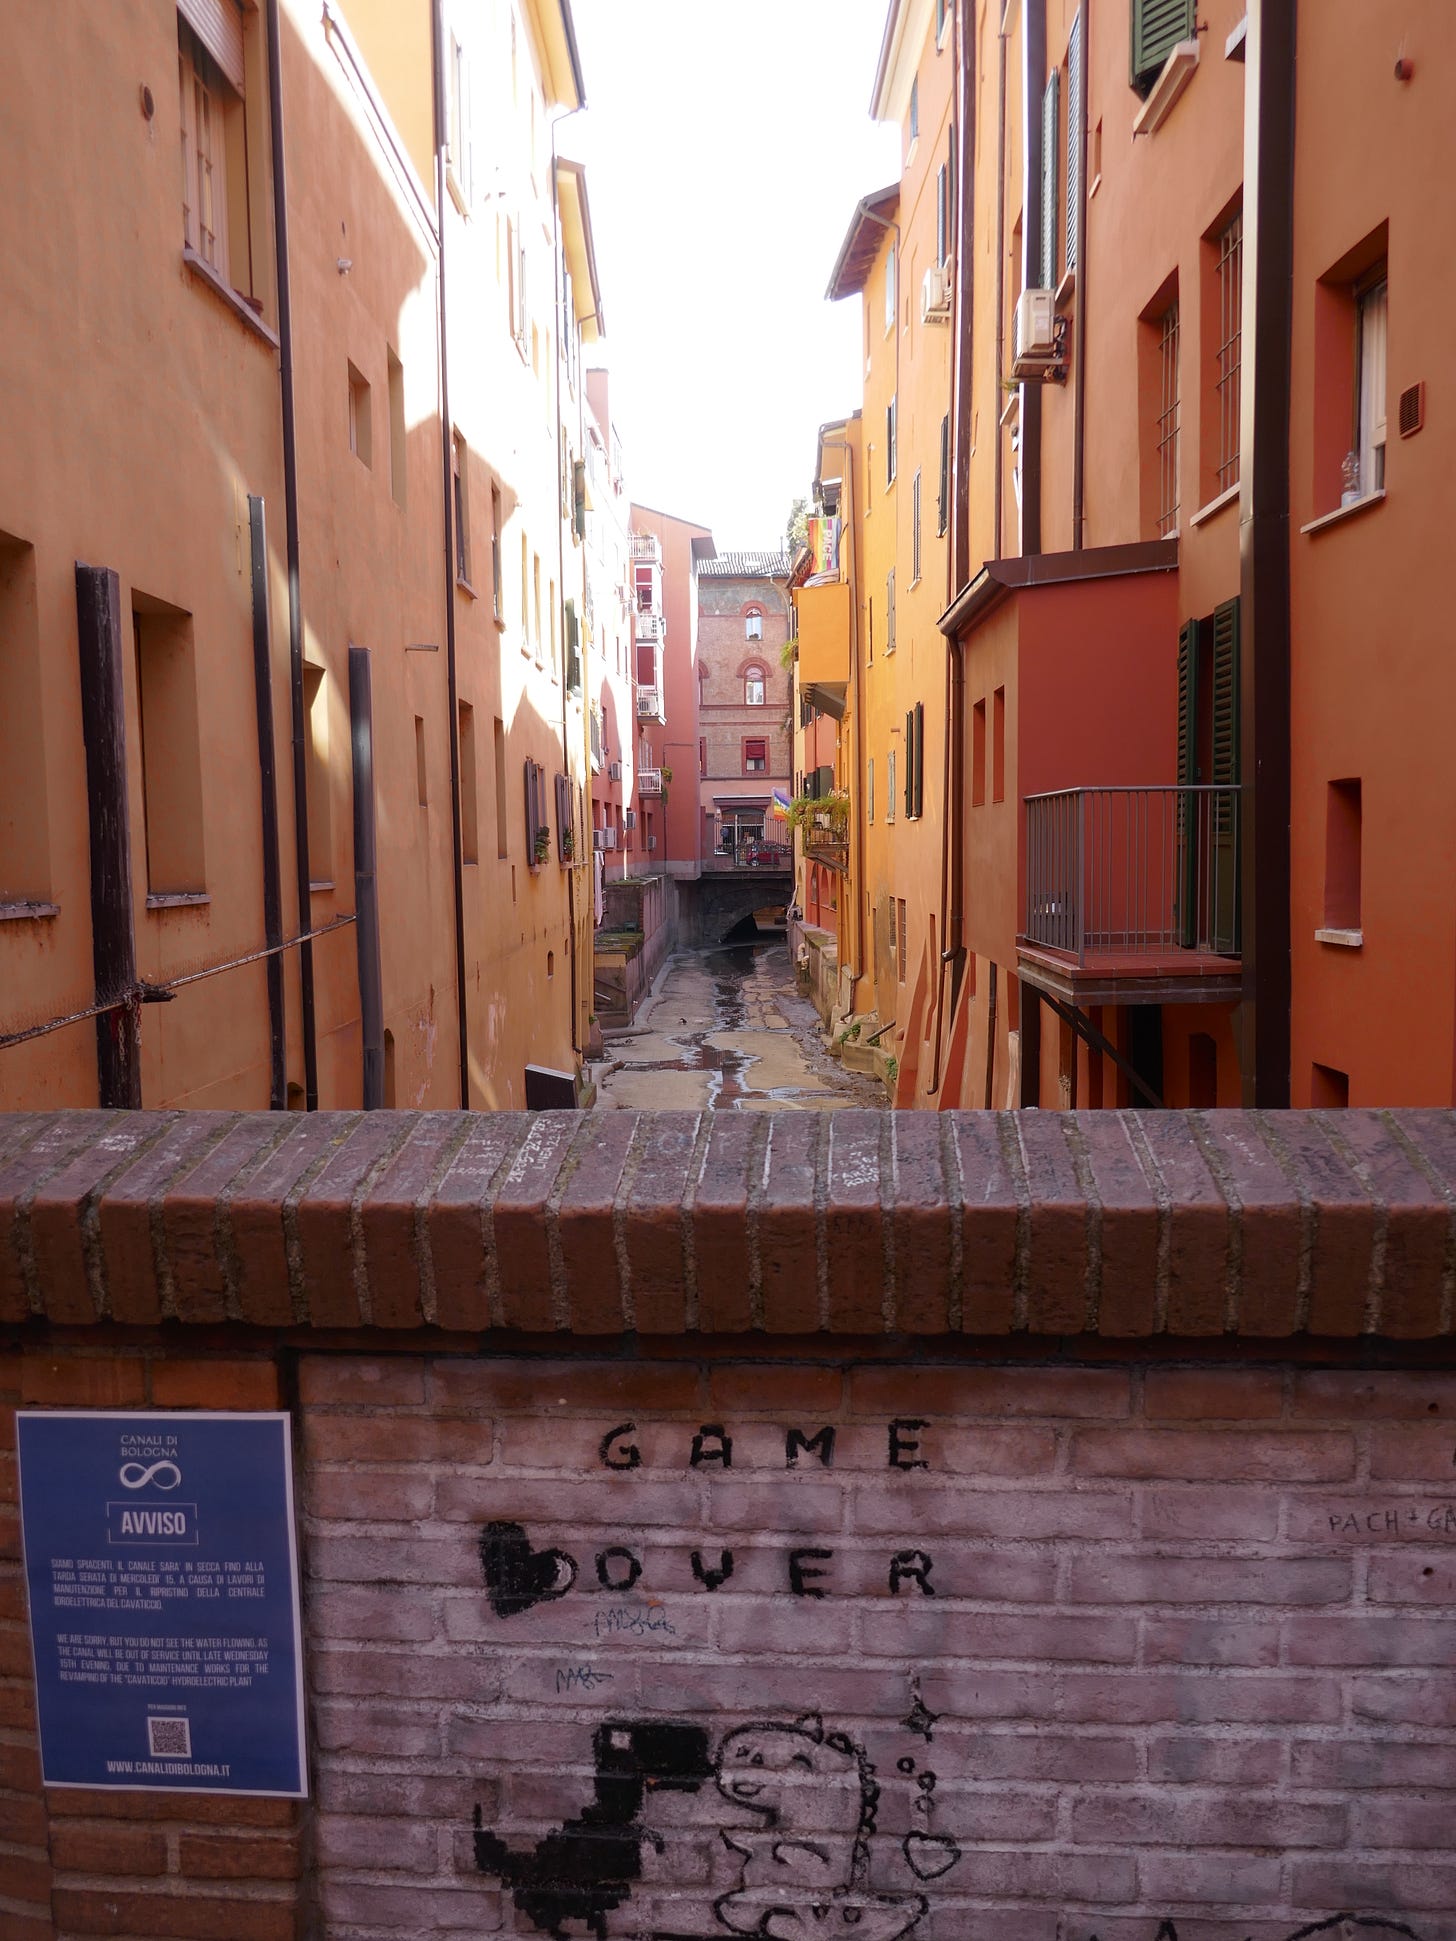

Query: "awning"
(802, 680), (847, 721)
(713, 795), (770, 809)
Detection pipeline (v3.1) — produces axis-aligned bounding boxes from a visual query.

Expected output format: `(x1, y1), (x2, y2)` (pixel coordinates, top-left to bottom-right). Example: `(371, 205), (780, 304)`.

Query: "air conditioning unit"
(636, 690), (659, 718)
(608, 760), (622, 781)
(592, 828), (617, 852)
(921, 263), (952, 323)
(624, 809), (637, 831)
(646, 835), (658, 850)
(1012, 288), (1060, 376)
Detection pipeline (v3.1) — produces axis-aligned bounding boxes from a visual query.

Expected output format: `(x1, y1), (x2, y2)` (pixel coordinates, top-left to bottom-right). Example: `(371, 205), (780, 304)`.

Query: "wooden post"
(75, 564), (140, 1106)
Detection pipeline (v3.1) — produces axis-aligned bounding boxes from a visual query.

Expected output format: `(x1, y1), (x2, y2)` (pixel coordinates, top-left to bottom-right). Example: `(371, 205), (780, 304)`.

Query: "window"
(745, 666), (766, 706)
(898, 899), (908, 982)
(133, 596), (206, 898)
(0, 534), (50, 905)
(936, 0), (949, 45)
(937, 414), (950, 535)
(348, 363), (372, 467)
(447, 32), (473, 212)
(992, 687), (1005, 802)
(909, 78), (919, 143)
(1356, 275), (1388, 499)
(746, 609), (763, 641)
(905, 703), (924, 819)
(414, 715), (427, 806)
(744, 737), (768, 774)
(452, 431), (470, 585)
(936, 166), (949, 268)
(886, 396), (898, 485)
(458, 702), (478, 863)
(549, 579), (557, 677)
(383, 1030), (396, 1108)
(1215, 213), (1243, 493)
(532, 553), (541, 653)
(1176, 599), (1241, 954)
(885, 569), (896, 653)
(867, 595), (874, 665)
(972, 697), (986, 806)
(302, 660), (331, 886)
(493, 716), (509, 858)
(1131, 0), (1195, 96)
(885, 242), (897, 336)
(1041, 68), (1060, 289)
(520, 533), (529, 637)
(1324, 779), (1362, 933)
(387, 349), (406, 505)
(178, 18), (232, 275)
(1156, 300), (1181, 535)
(867, 757), (875, 825)
(886, 749), (897, 823)
(699, 737), (707, 778)
(911, 472), (922, 584)
(523, 758), (549, 866)
(491, 486), (503, 622)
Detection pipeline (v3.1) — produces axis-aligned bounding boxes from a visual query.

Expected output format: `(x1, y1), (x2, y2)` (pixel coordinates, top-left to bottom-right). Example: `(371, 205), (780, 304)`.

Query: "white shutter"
(178, 0), (245, 94)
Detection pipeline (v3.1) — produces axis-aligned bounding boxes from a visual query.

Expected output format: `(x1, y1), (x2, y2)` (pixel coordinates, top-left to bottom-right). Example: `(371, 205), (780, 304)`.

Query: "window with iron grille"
(911, 472), (922, 584)
(1156, 301), (1181, 536)
(1215, 214), (1243, 493)
(937, 415), (950, 535)
(886, 396), (897, 485)
(885, 568), (896, 653)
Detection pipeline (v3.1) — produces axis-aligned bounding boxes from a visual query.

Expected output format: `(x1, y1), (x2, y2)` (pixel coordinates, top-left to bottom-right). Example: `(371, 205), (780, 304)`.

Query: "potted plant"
(561, 829), (575, 863)
(533, 825), (551, 866)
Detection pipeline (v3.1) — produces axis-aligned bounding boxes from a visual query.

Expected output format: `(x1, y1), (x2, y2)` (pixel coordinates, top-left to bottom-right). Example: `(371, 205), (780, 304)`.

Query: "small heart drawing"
(479, 1520), (579, 1618)
(902, 1832), (960, 1881)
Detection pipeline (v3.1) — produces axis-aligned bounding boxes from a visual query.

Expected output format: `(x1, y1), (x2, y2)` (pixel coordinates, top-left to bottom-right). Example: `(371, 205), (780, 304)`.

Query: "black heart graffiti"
(478, 1519), (578, 1618)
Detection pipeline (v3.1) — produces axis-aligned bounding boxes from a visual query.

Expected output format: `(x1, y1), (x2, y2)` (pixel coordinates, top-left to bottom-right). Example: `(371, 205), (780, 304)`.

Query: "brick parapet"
(1, 1109), (1454, 1341)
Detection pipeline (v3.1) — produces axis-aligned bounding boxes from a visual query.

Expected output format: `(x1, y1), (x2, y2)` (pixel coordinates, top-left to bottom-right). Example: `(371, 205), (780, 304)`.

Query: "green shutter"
(1208, 597), (1241, 952)
(1176, 618), (1199, 945)
(905, 711), (914, 818)
(1131, 0), (1196, 95)
(913, 701), (925, 817)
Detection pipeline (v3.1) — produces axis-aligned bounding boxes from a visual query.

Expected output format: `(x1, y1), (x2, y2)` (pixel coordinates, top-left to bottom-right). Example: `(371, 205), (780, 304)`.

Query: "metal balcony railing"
(1024, 786), (1241, 963)
(631, 533), (662, 562)
(709, 841), (792, 871)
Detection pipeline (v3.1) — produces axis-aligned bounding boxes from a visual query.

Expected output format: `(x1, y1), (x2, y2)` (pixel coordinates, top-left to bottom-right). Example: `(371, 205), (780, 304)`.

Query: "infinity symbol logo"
(119, 1460), (182, 1490)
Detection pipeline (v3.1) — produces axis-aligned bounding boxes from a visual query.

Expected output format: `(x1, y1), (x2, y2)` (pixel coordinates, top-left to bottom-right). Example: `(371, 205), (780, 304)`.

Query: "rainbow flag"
(771, 788), (791, 817)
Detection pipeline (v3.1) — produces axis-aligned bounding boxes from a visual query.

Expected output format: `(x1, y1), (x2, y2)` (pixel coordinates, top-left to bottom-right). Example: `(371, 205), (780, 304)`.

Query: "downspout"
(551, 108), (586, 1059)
(1020, 0), (1046, 557)
(1071, 0), (1089, 549)
(994, 24), (1007, 561)
(430, 0), (470, 1109)
(265, 0), (318, 1109)
(929, 0), (975, 1096)
(247, 495), (287, 1108)
(1239, 0), (1297, 1105)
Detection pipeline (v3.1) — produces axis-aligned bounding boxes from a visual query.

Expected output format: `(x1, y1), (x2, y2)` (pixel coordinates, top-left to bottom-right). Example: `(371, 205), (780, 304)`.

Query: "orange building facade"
(0, 0), (611, 1113)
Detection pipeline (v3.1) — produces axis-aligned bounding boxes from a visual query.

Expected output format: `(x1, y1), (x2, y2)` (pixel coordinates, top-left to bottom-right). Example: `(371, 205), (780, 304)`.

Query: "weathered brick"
(1141, 1618), (1281, 1665)
(49, 1887), (298, 1938)
(849, 1365), (1130, 1418)
(427, 1115), (522, 1331)
(1196, 1114), (1303, 1335)
(298, 1354), (425, 1407)
(160, 1114), (289, 1322)
(889, 1113), (954, 1331)
(1291, 1368), (1456, 1418)
(96, 1114), (233, 1323)
(690, 1113), (759, 1333)
(1072, 1427), (1355, 1481)
(1072, 1792), (1343, 1847)
(554, 1111), (634, 1333)
(1264, 1113), (1376, 1334)
(21, 1349), (146, 1407)
(1138, 1112), (1230, 1333)
(304, 1414), (491, 1468)
(294, 1111), (409, 1328)
(1146, 1734), (1285, 1784)
(29, 1114), (170, 1323)
(949, 1113), (1022, 1333)
(49, 1821), (168, 1875)
(229, 1112), (346, 1326)
(1283, 1614), (1456, 1665)
(1340, 1110), (1454, 1335)
(758, 1113), (823, 1333)
(149, 1356), (280, 1410)
(1076, 1112), (1162, 1335)
(622, 1112), (700, 1333)
(430, 1357), (701, 1413)
(494, 1115), (580, 1330)
(1142, 1367), (1285, 1419)
(1016, 1111), (1089, 1333)
(1069, 1554), (1350, 1605)
(356, 1113), (464, 1328)
(824, 1111), (885, 1332)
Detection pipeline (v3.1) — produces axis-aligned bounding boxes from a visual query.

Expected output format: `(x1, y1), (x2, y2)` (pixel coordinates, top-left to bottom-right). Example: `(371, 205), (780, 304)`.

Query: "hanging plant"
(533, 825), (551, 864)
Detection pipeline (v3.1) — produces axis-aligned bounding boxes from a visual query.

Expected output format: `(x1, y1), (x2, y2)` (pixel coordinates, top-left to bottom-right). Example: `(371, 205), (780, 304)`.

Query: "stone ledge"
(0, 1109), (1452, 1340)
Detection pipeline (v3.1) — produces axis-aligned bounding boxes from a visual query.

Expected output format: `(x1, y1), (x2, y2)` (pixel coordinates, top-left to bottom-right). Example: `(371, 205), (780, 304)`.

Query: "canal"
(590, 940), (884, 1111)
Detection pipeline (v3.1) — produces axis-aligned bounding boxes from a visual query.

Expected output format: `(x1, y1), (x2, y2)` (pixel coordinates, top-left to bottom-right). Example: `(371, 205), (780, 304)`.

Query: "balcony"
(1020, 786), (1242, 1005)
(637, 767), (664, 795)
(803, 834), (849, 872)
(635, 610), (665, 643)
(705, 840), (793, 872)
(795, 579), (850, 689)
(631, 533), (662, 563)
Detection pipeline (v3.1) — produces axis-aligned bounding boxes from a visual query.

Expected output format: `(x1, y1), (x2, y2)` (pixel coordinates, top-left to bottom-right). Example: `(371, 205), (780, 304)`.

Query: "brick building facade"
(4, 1107), (1456, 1937)
(695, 555), (793, 866)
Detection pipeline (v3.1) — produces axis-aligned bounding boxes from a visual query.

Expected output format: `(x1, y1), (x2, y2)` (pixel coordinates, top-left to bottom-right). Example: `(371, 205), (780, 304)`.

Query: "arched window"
(745, 608), (763, 641)
(744, 665), (765, 706)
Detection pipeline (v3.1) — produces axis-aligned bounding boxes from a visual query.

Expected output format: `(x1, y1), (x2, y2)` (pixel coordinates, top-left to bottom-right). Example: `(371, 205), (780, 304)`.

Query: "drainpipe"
(247, 496), (287, 1108)
(1071, 0), (1089, 550)
(994, 24), (1007, 561)
(430, 0), (471, 1109)
(1020, 0), (1046, 557)
(929, 0), (975, 1097)
(265, 0), (318, 1109)
(1239, 0), (1297, 1106)
(551, 106), (585, 1059)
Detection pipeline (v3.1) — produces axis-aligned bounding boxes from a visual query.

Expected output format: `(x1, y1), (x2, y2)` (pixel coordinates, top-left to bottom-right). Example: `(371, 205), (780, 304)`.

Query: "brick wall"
(4, 1109), (1456, 1939)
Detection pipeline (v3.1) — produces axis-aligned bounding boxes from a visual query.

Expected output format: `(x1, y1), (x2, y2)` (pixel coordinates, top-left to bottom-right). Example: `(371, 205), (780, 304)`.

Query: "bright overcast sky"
(569, 0), (901, 553)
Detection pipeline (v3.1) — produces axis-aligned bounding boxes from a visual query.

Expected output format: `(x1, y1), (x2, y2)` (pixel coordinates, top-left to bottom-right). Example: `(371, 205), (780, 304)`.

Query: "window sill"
(0, 900), (59, 923)
(182, 249), (279, 348)
(146, 890), (210, 911)
(455, 575), (478, 600)
(1055, 267), (1076, 309)
(1315, 926), (1363, 949)
(447, 169), (471, 218)
(908, 576), (922, 592)
(1190, 481), (1240, 528)
(493, 611), (507, 634)
(309, 880), (335, 894)
(1300, 490), (1385, 537)
(1133, 39), (1199, 136)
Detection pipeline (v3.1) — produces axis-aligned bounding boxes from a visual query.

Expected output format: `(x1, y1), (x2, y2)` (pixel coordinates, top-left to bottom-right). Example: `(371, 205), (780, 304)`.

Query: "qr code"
(147, 1715), (191, 1758)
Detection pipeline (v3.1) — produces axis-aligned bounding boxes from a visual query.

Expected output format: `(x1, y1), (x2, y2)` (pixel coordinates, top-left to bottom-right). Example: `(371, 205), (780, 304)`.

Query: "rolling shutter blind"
(1131, 0), (1195, 94)
(1040, 69), (1059, 289)
(1065, 13), (1082, 276)
(178, 0), (245, 92)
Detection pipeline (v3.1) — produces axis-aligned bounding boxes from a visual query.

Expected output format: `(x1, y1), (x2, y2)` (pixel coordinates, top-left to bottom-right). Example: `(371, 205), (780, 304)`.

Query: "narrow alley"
(591, 941), (882, 1110)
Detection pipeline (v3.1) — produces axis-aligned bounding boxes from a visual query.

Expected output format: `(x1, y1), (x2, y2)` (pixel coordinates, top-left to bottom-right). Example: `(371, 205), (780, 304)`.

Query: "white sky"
(568, 0), (901, 552)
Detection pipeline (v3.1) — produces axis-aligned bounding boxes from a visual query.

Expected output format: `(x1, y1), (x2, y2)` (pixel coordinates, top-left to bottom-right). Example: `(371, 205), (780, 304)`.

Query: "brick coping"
(0, 1109), (1453, 1339)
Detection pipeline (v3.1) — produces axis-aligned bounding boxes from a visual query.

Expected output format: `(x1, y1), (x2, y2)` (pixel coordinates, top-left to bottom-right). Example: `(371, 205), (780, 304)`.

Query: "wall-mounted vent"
(1398, 381), (1425, 439)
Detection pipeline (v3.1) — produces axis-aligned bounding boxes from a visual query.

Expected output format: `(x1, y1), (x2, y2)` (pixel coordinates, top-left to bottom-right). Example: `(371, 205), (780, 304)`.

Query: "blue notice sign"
(17, 1411), (306, 1796)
